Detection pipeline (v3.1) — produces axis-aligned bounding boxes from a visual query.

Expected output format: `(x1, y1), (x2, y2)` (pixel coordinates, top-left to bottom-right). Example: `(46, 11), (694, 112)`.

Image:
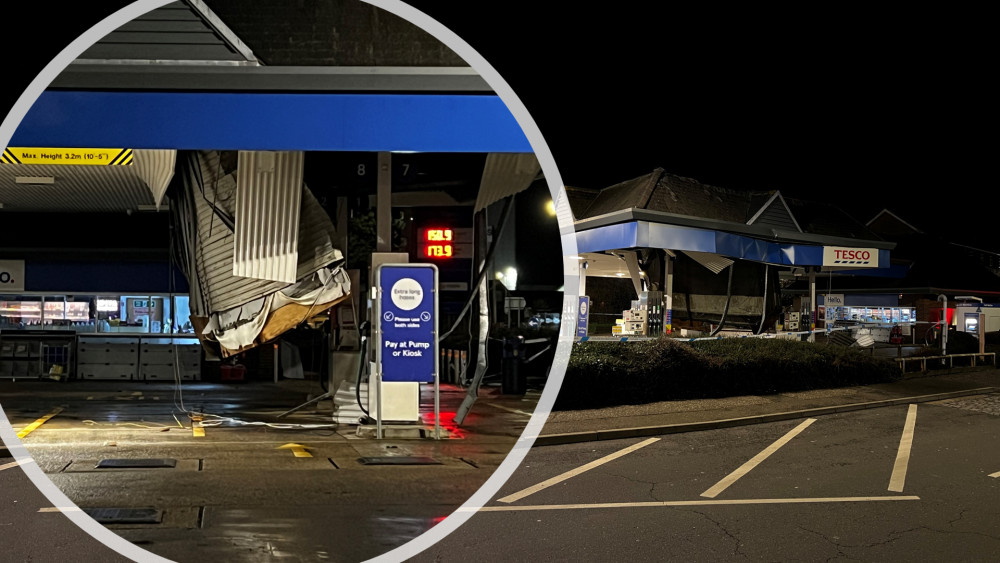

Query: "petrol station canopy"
(568, 168), (895, 278)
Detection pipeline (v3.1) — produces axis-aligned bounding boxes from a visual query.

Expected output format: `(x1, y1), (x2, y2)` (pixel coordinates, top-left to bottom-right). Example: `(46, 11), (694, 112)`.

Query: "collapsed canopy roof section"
(170, 150), (348, 358)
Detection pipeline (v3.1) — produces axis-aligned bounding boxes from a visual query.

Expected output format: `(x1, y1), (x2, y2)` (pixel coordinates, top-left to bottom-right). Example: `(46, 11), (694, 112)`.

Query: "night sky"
(3, 3), (993, 250)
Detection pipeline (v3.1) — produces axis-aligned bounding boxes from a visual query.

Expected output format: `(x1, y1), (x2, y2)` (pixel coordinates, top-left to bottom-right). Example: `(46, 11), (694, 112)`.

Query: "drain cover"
(83, 508), (162, 524)
(95, 458), (177, 469)
(358, 456), (442, 465)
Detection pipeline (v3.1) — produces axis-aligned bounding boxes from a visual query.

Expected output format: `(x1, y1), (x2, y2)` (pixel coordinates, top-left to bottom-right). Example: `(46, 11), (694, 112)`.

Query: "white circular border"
(0, 1), (581, 562)
(389, 277), (424, 311)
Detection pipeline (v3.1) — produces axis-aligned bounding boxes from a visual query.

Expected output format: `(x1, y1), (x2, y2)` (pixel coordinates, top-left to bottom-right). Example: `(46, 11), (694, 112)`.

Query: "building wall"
(204, 0), (467, 66)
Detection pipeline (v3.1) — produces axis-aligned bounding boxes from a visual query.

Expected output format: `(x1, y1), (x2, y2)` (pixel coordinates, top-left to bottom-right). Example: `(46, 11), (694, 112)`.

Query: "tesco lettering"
(834, 249), (871, 261)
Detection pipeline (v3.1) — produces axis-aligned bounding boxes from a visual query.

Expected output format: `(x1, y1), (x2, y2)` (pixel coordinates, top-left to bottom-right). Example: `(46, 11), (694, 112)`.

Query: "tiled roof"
(575, 168), (886, 242)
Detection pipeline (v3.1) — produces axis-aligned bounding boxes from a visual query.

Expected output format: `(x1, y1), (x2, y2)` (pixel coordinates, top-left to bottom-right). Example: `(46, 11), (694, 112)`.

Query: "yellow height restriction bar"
(2, 147), (133, 166)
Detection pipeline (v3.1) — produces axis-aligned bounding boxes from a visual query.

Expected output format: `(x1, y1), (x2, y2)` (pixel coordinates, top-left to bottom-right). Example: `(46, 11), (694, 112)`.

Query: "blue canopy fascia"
(9, 91), (532, 153)
(577, 220), (891, 268)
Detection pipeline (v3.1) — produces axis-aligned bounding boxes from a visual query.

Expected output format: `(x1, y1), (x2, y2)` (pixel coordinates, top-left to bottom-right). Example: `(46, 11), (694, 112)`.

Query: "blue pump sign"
(376, 264), (438, 383)
(577, 296), (590, 337)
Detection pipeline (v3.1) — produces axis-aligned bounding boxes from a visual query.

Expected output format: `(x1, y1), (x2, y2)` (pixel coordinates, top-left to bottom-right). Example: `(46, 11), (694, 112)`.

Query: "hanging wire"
(710, 263), (735, 337)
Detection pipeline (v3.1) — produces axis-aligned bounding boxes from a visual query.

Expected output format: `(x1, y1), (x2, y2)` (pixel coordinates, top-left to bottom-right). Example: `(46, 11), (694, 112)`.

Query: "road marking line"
(1, 459), (34, 472)
(889, 404), (918, 492)
(38, 507), (82, 513)
(192, 424), (205, 438)
(701, 418), (816, 498)
(497, 437), (660, 504)
(484, 402), (534, 417)
(471, 495), (921, 513)
(988, 471), (1000, 478)
(16, 407), (65, 439)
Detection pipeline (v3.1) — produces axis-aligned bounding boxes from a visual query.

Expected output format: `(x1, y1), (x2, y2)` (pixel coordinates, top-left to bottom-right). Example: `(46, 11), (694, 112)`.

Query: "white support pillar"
(809, 268), (817, 342)
(579, 258), (588, 297)
(377, 152), (391, 252)
(621, 251), (644, 297)
(665, 253), (674, 334)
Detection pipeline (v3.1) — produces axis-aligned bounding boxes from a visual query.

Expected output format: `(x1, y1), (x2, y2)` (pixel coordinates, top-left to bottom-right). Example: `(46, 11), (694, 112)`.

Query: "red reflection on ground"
(421, 410), (466, 439)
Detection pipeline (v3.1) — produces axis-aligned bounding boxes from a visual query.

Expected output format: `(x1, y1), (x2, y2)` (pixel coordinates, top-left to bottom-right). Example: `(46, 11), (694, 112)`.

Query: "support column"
(665, 252), (674, 334)
(377, 152), (391, 252)
(455, 209), (489, 425)
(809, 268), (817, 342)
(621, 250), (644, 297)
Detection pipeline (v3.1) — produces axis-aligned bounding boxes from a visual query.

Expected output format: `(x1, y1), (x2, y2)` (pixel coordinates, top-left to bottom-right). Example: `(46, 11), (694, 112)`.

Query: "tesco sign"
(823, 247), (878, 268)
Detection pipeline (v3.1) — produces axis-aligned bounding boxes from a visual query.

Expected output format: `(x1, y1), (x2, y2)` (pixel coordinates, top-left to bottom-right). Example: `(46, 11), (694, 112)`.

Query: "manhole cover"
(83, 508), (162, 524)
(95, 459), (177, 469)
(358, 456), (442, 465)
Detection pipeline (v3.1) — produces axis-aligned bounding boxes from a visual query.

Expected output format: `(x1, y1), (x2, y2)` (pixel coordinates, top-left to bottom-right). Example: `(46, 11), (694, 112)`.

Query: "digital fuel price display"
(416, 226), (473, 260)
(421, 228), (454, 259)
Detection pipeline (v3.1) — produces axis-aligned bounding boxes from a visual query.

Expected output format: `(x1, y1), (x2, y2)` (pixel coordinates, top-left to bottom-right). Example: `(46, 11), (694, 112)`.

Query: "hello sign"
(0, 260), (25, 292)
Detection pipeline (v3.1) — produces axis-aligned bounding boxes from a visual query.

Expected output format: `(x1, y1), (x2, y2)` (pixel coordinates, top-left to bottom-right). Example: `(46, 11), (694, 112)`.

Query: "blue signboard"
(577, 296), (590, 338)
(377, 264), (438, 383)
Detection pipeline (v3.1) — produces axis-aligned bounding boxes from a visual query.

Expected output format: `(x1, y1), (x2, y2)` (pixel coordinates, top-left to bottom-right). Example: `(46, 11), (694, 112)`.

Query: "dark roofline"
(49, 65), (492, 93)
(576, 207), (896, 250)
(866, 208), (923, 233)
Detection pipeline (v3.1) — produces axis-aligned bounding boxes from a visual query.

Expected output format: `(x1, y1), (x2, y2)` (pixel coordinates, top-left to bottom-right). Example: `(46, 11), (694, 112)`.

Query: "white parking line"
(38, 507), (82, 513)
(888, 404), (918, 492)
(484, 403), (534, 417)
(0, 458), (34, 472)
(471, 495), (921, 512)
(701, 418), (816, 498)
(498, 437), (661, 503)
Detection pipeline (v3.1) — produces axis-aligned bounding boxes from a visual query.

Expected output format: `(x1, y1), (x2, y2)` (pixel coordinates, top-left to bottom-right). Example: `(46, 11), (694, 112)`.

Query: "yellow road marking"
(38, 507), (82, 513)
(988, 471), (1000, 478)
(498, 438), (660, 503)
(702, 418), (816, 498)
(889, 404), (918, 492)
(472, 496), (921, 512)
(278, 443), (313, 458)
(16, 407), (65, 439)
(191, 414), (205, 437)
